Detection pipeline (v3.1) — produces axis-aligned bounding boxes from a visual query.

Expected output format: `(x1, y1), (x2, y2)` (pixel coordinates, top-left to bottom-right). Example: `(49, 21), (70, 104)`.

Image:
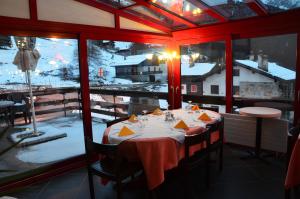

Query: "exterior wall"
(203, 65), (283, 98)
(203, 70), (226, 96)
(181, 76), (203, 96)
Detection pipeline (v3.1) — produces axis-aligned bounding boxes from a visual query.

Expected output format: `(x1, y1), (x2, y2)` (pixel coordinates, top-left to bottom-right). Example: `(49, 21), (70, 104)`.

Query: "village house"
(111, 53), (168, 82)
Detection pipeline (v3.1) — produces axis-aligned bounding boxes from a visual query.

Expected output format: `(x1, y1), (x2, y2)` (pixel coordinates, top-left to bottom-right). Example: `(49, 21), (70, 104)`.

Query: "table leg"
(255, 117), (262, 157)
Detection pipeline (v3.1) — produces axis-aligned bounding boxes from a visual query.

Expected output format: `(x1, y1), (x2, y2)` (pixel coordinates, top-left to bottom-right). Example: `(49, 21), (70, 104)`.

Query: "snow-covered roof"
(111, 54), (147, 67)
(235, 60), (296, 81)
(181, 60), (216, 76)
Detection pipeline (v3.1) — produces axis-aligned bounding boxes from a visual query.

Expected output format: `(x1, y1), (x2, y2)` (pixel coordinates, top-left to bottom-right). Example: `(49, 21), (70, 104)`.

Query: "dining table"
(102, 108), (221, 190)
(239, 107), (281, 159)
(285, 134), (300, 189)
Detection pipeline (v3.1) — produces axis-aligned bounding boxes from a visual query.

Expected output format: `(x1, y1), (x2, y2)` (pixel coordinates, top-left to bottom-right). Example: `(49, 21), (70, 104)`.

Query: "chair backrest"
(222, 113), (256, 147)
(261, 118), (289, 153)
(85, 137), (118, 157)
(201, 106), (219, 113)
(8, 93), (26, 103)
(206, 116), (224, 140)
(286, 125), (300, 168)
(106, 117), (129, 127)
(184, 128), (211, 160)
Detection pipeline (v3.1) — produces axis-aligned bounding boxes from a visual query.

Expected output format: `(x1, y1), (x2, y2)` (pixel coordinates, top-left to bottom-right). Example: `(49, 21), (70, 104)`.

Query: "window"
(211, 85), (219, 94)
(233, 34), (297, 122)
(0, 35), (83, 183)
(87, 40), (169, 141)
(191, 84), (197, 93)
(233, 86), (240, 96)
(233, 68), (240, 76)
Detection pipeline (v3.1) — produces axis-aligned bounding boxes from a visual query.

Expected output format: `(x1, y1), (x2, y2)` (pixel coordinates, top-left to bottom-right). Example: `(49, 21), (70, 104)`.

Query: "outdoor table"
(239, 107), (281, 159)
(285, 134), (300, 189)
(0, 100), (14, 125)
(102, 108), (221, 190)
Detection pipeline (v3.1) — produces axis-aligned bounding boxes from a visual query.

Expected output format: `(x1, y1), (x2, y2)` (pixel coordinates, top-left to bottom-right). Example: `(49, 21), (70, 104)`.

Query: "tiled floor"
(5, 145), (300, 199)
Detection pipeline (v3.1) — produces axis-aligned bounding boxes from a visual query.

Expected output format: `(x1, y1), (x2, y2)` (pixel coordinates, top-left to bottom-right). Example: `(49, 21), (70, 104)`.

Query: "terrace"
(0, 0), (300, 199)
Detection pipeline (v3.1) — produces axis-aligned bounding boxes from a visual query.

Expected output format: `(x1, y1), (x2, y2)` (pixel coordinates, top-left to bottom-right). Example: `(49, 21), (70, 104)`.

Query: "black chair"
(206, 116), (224, 171)
(8, 93), (31, 126)
(180, 128), (211, 194)
(285, 125), (300, 199)
(200, 106), (219, 113)
(85, 138), (143, 199)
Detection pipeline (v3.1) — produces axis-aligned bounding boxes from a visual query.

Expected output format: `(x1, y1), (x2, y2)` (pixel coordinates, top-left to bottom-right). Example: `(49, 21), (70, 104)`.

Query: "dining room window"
(180, 41), (226, 113)
(86, 40), (169, 142)
(232, 34), (297, 122)
(0, 34), (84, 185)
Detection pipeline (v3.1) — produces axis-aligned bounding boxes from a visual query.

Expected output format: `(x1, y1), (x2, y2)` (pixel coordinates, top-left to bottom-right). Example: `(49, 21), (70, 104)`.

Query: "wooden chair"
(285, 125), (300, 199)
(85, 137), (143, 199)
(206, 116), (224, 171)
(7, 93), (31, 126)
(181, 127), (211, 193)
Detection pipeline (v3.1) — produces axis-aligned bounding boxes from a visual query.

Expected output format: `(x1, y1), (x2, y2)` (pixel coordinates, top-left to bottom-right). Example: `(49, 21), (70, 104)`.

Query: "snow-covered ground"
(15, 114), (106, 164)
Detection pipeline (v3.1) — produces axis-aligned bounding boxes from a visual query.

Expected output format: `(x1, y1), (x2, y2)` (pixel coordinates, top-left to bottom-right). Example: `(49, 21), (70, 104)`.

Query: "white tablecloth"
(108, 109), (220, 144)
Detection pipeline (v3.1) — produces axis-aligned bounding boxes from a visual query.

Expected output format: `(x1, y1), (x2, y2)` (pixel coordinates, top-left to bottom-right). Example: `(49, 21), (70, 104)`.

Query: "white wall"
(203, 70), (226, 96)
(233, 66), (274, 86)
(37, 0), (115, 27)
(0, 0), (30, 19)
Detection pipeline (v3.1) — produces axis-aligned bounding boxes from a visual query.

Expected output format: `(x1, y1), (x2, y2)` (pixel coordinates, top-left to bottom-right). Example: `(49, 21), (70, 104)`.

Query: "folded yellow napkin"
(118, 126), (135, 137)
(198, 112), (212, 122)
(128, 114), (138, 123)
(152, 108), (163, 115)
(191, 105), (200, 111)
(174, 120), (189, 129)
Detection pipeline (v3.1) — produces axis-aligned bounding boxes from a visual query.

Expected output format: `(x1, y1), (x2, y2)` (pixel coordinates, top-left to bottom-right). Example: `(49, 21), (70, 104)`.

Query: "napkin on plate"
(198, 112), (212, 122)
(174, 120), (189, 130)
(128, 114), (138, 123)
(152, 108), (163, 115)
(118, 126), (135, 137)
(191, 105), (200, 111)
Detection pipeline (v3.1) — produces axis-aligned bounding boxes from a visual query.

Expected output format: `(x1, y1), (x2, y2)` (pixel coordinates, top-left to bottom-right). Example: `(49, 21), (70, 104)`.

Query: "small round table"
(239, 107), (281, 159)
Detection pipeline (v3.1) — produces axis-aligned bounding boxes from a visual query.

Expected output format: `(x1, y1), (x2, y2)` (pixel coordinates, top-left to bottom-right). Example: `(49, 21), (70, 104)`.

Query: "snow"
(181, 56), (216, 76)
(15, 115), (105, 163)
(235, 59), (296, 80)
(0, 37), (80, 89)
(110, 54), (147, 67)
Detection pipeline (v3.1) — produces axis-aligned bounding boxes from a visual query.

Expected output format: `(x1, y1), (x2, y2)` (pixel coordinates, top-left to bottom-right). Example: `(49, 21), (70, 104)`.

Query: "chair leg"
(23, 111), (28, 124)
(206, 155), (210, 189)
(87, 169), (95, 199)
(116, 179), (122, 199)
(285, 188), (291, 199)
(219, 146), (223, 172)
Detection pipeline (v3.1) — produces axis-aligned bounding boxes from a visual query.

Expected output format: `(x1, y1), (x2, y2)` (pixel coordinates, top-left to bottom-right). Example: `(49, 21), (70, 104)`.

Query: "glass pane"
(125, 6), (187, 30)
(0, 35), (84, 183)
(202, 0), (257, 19)
(150, 0), (217, 25)
(87, 40), (169, 141)
(96, 0), (135, 8)
(233, 34), (297, 122)
(180, 41), (226, 112)
(259, 0), (300, 13)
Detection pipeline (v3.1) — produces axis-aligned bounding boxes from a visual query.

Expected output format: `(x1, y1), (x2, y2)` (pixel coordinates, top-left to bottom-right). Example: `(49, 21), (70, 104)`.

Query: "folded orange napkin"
(152, 108), (163, 115)
(128, 114), (138, 123)
(118, 126), (135, 137)
(174, 120), (189, 130)
(191, 105), (200, 111)
(198, 112), (212, 122)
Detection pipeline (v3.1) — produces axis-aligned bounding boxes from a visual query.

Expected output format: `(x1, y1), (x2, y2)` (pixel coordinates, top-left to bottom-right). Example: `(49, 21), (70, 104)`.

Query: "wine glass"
(142, 110), (148, 121)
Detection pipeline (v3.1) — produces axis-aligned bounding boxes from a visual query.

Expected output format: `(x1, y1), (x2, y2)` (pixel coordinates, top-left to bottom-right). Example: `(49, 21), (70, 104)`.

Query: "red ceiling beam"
(75, 0), (171, 33)
(245, 0), (268, 16)
(29, 0), (38, 21)
(115, 13), (120, 29)
(187, 0), (227, 22)
(132, 0), (198, 28)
